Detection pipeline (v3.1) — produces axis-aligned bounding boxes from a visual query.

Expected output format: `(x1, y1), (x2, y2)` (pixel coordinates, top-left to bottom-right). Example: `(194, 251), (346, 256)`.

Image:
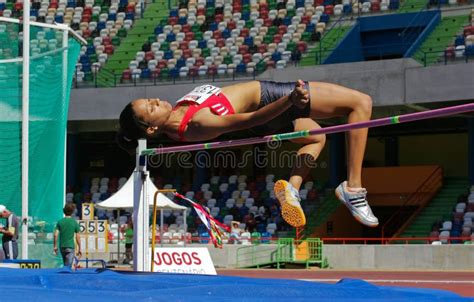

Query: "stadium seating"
(66, 172), (321, 244)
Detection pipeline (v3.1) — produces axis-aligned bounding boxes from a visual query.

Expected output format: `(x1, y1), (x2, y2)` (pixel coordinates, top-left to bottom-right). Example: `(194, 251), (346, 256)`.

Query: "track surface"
(217, 269), (474, 297)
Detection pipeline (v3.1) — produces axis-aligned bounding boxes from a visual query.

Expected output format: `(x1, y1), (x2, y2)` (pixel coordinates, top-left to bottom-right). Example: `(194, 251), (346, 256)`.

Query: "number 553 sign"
(78, 220), (108, 253)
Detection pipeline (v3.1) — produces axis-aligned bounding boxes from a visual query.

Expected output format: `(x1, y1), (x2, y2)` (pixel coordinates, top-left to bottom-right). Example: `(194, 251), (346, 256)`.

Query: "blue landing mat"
(0, 268), (471, 302)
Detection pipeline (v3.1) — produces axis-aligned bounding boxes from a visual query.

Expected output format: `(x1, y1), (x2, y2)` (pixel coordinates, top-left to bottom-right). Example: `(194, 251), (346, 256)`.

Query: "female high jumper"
(117, 80), (378, 228)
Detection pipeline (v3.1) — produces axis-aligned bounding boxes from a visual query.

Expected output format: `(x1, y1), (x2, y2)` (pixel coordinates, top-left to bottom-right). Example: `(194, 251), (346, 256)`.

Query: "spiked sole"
(274, 180), (306, 228)
(335, 189), (379, 228)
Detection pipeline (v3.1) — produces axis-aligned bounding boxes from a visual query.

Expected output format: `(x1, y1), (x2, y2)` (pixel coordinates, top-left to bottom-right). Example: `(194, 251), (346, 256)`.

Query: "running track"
(217, 269), (474, 297)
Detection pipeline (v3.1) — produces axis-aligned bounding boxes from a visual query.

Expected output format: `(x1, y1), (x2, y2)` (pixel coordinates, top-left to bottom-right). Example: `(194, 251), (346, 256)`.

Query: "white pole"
(21, 0), (31, 260)
(133, 139), (149, 271)
(63, 30), (68, 208)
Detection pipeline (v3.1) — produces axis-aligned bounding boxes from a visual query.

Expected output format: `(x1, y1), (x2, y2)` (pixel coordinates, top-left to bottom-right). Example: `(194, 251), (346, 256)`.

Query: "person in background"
(121, 218), (133, 264)
(0, 205), (19, 259)
(230, 221), (242, 244)
(54, 203), (81, 267)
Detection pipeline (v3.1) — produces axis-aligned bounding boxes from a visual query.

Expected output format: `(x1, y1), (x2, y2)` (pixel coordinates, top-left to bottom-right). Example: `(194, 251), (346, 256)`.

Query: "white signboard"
(150, 247), (216, 275)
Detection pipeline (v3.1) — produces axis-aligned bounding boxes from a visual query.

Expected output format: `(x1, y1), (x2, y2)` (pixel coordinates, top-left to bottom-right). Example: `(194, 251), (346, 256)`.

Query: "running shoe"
(274, 180), (306, 227)
(335, 181), (379, 227)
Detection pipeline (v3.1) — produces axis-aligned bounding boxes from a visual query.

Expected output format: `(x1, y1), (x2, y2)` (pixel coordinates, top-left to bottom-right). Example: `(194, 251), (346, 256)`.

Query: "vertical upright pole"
(62, 30), (68, 207)
(133, 139), (149, 271)
(469, 118), (474, 186)
(21, 0), (31, 260)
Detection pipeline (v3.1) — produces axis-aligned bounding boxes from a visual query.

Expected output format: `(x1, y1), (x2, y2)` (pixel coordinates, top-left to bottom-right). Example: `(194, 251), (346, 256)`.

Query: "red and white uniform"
(174, 85), (235, 141)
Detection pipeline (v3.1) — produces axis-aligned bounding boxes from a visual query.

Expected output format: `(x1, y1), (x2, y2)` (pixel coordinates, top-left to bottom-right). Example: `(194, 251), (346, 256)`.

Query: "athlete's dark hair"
(116, 103), (148, 154)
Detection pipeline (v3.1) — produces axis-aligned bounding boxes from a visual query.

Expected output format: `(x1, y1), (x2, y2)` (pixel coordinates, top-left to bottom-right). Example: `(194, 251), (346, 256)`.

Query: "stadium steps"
(412, 14), (470, 66)
(299, 26), (352, 66)
(95, 1), (171, 87)
(398, 177), (469, 242)
(302, 194), (341, 237)
(397, 0), (427, 13)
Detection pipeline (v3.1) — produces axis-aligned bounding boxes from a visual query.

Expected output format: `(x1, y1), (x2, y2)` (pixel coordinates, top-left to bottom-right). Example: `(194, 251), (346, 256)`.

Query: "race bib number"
(176, 85), (221, 105)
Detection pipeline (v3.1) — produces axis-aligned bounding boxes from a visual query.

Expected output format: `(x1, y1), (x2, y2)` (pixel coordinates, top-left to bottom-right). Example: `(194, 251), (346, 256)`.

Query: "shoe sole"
(274, 180), (306, 228)
(335, 188), (378, 228)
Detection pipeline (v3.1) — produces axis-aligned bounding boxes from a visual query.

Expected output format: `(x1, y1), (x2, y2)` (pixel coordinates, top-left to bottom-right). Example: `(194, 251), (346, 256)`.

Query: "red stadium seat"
(258, 44), (267, 53)
(83, 7), (92, 15)
(183, 48), (192, 58)
(102, 36), (111, 45)
(82, 14), (91, 23)
(49, 2), (58, 8)
(82, 29), (91, 39)
(297, 41), (307, 52)
(152, 68), (161, 79)
(242, 53), (252, 63)
(240, 28), (249, 37)
(208, 65), (217, 76)
(213, 30), (222, 39)
(264, 18), (273, 27)
(14, 2), (23, 11)
(273, 34), (282, 43)
(195, 57), (205, 67)
(145, 51), (154, 61)
(266, 60), (275, 69)
(227, 21), (236, 30)
(371, 2), (380, 12)
(464, 26), (474, 36)
(278, 25), (287, 35)
(197, 7), (205, 15)
(215, 14), (223, 23)
(168, 16), (178, 25)
(260, 10), (269, 19)
(158, 59), (167, 68)
(182, 24), (191, 32)
(189, 66), (198, 77)
(233, 4), (242, 12)
(104, 44), (114, 55)
(179, 41), (189, 50)
(260, 2), (268, 10)
(324, 5), (334, 15)
(216, 38), (225, 47)
(301, 15), (311, 24)
(315, 0), (324, 5)
(122, 69), (131, 81)
(238, 45), (249, 54)
(185, 31), (194, 41)
(126, 3), (135, 13)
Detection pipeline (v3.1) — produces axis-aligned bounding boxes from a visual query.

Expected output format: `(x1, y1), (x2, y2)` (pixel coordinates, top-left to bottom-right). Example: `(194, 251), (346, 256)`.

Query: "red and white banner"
(150, 247), (216, 275)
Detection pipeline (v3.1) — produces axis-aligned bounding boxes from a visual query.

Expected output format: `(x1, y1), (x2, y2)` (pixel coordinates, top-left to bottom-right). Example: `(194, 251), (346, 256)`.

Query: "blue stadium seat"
(283, 16), (292, 26)
(306, 23), (315, 33)
(222, 28), (231, 39)
(320, 14), (330, 23)
(55, 15), (64, 23)
(466, 45), (474, 57)
(0, 3), (5, 9)
(125, 12), (135, 20)
(271, 52), (282, 62)
(200, 232), (210, 244)
(166, 32), (176, 42)
(343, 4), (352, 14)
(261, 232), (271, 243)
(97, 21), (106, 31)
(30, 9), (38, 17)
(455, 36), (465, 47)
(236, 63), (246, 73)
(80, 55), (90, 64)
(141, 68), (151, 79)
(206, 0), (215, 6)
(164, 50), (173, 59)
(296, 0), (305, 8)
(86, 45), (95, 55)
(244, 36), (254, 47)
(170, 67), (179, 78)
(178, 17), (187, 25)
(154, 26), (163, 35)
(169, 9), (179, 17)
(67, 0), (76, 8)
(209, 22), (218, 31)
(389, 0), (399, 10)
(198, 40), (207, 49)
(241, 12), (250, 21)
(176, 58), (186, 68)
(108, 13), (117, 21)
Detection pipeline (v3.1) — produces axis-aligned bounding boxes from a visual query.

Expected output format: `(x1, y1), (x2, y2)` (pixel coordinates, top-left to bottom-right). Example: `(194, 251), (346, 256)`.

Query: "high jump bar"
(141, 102), (474, 156)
